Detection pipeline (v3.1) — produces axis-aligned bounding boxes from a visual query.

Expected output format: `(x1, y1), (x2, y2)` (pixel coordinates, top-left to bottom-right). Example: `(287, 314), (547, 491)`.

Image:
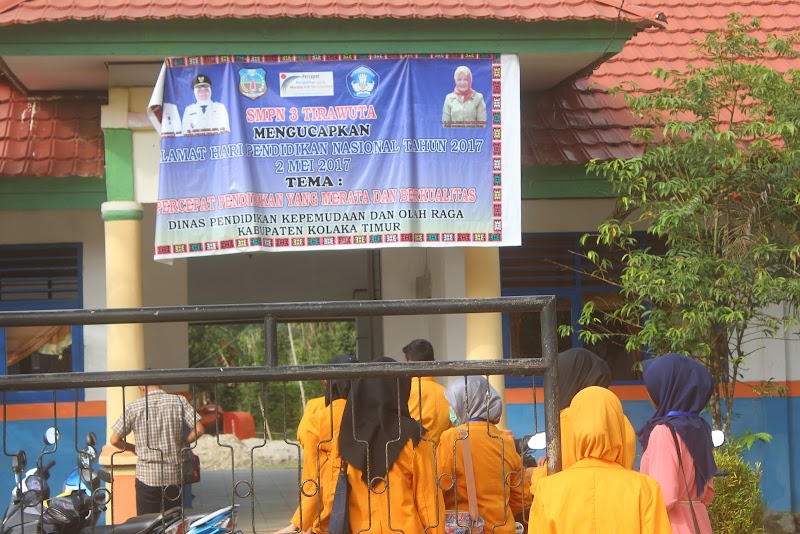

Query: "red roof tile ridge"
(594, 0), (666, 27)
(0, 0), (664, 24)
(0, 0), (26, 15)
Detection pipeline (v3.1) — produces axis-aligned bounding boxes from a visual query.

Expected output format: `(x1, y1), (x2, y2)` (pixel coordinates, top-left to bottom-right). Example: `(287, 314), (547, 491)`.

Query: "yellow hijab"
(566, 386), (627, 465)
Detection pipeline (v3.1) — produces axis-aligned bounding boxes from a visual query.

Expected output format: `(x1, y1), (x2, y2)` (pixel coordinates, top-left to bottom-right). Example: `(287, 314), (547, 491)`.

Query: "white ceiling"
(2, 52), (602, 93)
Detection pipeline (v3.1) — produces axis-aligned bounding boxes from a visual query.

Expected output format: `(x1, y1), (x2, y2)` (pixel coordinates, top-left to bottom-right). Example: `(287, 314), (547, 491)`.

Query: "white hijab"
(444, 376), (503, 424)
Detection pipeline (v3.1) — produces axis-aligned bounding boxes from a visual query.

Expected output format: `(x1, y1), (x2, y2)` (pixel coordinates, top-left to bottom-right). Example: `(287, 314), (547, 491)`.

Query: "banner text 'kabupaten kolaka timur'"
(147, 54), (521, 260)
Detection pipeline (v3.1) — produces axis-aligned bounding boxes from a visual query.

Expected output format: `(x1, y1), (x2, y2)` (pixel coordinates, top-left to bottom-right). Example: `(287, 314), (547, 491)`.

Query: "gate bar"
(0, 296), (554, 326)
(0, 358), (553, 390)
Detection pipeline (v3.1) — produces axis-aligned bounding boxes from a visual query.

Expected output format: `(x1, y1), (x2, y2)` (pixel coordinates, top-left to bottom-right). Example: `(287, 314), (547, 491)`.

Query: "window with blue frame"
(501, 233), (661, 385)
(0, 243), (83, 403)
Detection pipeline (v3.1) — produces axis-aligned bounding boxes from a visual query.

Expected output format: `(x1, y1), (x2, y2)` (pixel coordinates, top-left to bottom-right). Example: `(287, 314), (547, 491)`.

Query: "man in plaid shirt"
(110, 385), (204, 515)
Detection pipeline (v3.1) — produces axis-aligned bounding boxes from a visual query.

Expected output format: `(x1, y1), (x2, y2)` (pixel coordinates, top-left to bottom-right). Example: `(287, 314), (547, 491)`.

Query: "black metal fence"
(0, 296), (560, 533)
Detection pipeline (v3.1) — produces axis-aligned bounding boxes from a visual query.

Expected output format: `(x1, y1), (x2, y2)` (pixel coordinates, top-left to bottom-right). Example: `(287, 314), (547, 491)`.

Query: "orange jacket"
(296, 395), (326, 448)
(438, 422), (530, 534)
(347, 438), (445, 534)
(529, 387), (671, 533)
(530, 458), (672, 534)
(529, 406), (637, 492)
(293, 399), (445, 534)
(408, 377), (452, 443)
(292, 398), (344, 532)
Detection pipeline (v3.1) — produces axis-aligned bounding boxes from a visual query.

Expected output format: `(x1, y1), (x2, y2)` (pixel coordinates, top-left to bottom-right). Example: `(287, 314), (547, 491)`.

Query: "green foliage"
(709, 442), (766, 533)
(577, 14), (800, 431)
(188, 321), (356, 439)
(735, 428), (772, 450)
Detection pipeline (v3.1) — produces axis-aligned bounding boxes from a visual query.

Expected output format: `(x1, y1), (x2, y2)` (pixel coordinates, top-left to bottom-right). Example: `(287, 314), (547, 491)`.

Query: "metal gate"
(0, 296), (560, 533)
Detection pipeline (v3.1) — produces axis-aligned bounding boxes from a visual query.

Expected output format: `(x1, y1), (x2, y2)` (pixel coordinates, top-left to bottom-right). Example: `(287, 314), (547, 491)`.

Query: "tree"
(573, 14), (800, 432)
(188, 320), (357, 438)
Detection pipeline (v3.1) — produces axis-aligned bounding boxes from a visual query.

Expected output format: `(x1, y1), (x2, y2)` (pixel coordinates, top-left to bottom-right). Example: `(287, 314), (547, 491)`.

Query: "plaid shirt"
(111, 389), (200, 487)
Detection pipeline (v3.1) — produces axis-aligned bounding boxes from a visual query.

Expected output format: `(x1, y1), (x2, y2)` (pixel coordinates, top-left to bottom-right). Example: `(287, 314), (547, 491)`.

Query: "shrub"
(708, 442), (765, 533)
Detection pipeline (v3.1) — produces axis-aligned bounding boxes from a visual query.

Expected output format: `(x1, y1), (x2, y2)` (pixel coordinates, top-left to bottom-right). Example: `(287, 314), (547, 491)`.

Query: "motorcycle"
(1, 426), (60, 534)
(77, 505), (240, 534)
(3, 428), (238, 534)
(41, 431), (112, 534)
(514, 432), (546, 469)
(61, 433), (107, 497)
(178, 505), (240, 534)
(64, 438), (238, 534)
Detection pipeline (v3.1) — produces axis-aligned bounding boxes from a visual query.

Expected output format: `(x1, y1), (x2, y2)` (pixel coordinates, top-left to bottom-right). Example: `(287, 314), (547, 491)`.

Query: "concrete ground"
(190, 468), (299, 534)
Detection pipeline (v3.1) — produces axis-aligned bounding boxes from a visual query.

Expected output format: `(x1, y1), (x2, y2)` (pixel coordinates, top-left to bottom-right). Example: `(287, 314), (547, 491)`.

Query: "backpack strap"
(458, 429), (480, 526)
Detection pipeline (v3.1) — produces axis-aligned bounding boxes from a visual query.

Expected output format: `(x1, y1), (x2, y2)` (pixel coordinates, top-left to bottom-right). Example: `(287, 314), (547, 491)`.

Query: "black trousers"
(135, 478), (182, 515)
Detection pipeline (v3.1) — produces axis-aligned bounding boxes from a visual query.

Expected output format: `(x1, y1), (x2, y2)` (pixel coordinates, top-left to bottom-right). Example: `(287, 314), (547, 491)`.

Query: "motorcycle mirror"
(527, 432), (547, 451)
(712, 430), (725, 448)
(80, 467), (97, 486)
(79, 446), (98, 468)
(44, 427), (59, 446)
(12, 450), (27, 473)
(85, 432), (97, 447)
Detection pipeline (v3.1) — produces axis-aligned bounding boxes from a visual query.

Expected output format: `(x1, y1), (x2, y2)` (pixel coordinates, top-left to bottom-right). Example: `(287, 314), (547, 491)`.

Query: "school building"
(0, 0), (797, 518)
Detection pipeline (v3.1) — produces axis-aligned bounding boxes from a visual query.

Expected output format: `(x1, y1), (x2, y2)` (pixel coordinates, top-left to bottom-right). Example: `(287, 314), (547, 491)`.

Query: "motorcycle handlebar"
(40, 459), (56, 476)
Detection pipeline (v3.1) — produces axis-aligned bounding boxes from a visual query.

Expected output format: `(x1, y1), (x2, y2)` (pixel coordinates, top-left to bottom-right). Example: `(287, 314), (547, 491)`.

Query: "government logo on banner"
(147, 53), (521, 261)
(347, 65), (379, 98)
(238, 68), (267, 100)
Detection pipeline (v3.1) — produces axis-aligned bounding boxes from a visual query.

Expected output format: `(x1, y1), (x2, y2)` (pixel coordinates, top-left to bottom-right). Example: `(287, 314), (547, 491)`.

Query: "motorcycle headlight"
(45, 506), (71, 525)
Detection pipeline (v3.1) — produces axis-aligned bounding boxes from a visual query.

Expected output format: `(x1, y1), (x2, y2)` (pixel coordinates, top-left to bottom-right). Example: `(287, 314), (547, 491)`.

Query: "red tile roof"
(0, 0), (662, 178)
(523, 0), (800, 166)
(0, 80), (104, 177)
(0, 0), (658, 25)
(6, 0), (793, 175)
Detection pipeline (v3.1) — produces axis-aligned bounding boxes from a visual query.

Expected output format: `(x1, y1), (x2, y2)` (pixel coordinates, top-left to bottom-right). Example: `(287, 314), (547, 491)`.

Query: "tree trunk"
(709, 381), (723, 431)
(708, 341), (733, 434)
(258, 392), (272, 440)
(287, 323), (307, 407)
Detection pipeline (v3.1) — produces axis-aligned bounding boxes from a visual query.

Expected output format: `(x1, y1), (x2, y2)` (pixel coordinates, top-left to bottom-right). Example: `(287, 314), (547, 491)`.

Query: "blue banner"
(148, 53), (520, 259)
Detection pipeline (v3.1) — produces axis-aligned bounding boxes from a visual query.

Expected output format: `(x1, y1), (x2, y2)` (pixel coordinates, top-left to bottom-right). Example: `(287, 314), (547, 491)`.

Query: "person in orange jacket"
(296, 395), (325, 448)
(528, 387), (672, 533)
(438, 376), (530, 534)
(296, 354), (357, 448)
(338, 357), (444, 534)
(528, 348), (637, 494)
(276, 355), (356, 534)
(403, 339), (452, 443)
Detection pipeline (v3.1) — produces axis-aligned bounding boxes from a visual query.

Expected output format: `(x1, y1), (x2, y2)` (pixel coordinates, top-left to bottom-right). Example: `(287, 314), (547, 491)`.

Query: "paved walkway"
(191, 468), (299, 534)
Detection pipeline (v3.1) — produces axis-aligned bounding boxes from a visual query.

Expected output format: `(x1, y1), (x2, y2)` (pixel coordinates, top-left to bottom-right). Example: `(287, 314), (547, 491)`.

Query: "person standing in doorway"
(110, 385), (204, 515)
